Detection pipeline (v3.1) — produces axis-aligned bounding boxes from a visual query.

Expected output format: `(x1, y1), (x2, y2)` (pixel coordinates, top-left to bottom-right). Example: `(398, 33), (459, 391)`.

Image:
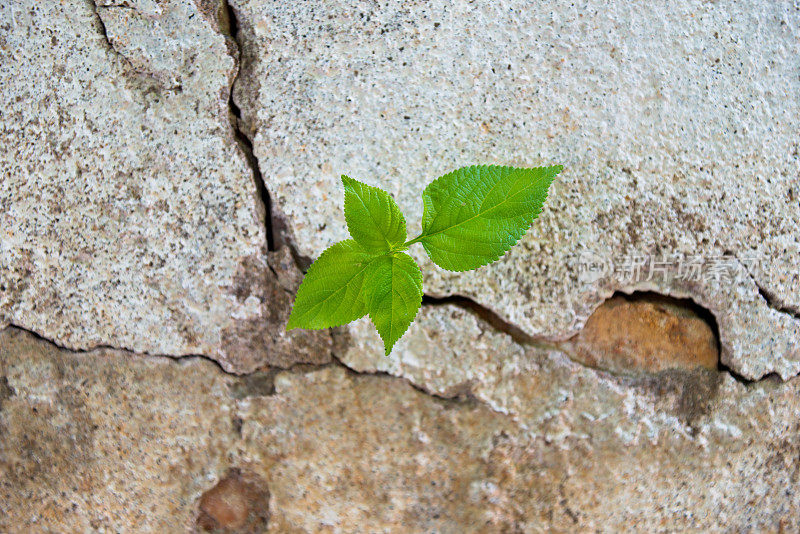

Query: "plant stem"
(402, 235), (424, 248)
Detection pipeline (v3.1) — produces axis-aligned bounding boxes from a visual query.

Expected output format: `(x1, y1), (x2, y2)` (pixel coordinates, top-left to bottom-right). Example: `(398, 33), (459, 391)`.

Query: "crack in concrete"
(0, 324), (490, 415)
(422, 293), (562, 351)
(423, 290), (799, 385)
(76, 0), (797, 393)
(5, 323), (238, 377)
(87, 0), (182, 93)
(87, 0), (129, 64)
(217, 0), (275, 252)
(223, 350), (499, 412)
(731, 253), (800, 320)
(755, 281), (800, 321)
(219, 0), (312, 272)
(216, 0), (311, 271)
(329, 353), (494, 409)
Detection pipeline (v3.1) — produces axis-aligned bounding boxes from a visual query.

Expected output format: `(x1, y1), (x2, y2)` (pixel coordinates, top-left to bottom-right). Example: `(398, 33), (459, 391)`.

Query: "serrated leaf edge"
(418, 164), (562, 272)
(286, 240), (384, 330)
(366, 252), (423, 355)
(341, 175), (407, 252)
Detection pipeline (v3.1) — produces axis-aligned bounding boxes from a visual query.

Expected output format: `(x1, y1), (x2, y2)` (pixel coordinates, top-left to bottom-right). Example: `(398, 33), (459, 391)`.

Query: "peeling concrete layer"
(2, 327), (799, 531)
(230, 0), (800, 379)
(344, 303), (718, 435)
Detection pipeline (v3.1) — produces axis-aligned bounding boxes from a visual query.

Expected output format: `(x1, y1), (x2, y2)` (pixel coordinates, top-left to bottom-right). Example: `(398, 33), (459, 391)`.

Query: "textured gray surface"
(231, 0), (800, 379)
(0, 0), (255, 354)
(0, 0), (333, 372)
(2, 1), (800, 530)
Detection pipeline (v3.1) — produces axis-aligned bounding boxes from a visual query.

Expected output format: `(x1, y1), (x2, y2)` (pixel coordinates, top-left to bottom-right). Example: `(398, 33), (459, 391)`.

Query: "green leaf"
(342, 175), (407, 251)
(362, 252), (423, 355)
(418, 165), (562, 271)
(286, 239), (380, 330)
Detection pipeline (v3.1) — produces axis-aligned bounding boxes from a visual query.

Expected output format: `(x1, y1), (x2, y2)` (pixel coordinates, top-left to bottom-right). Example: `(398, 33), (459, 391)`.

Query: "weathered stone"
(342, 304), (718, 435)
(344, 300), (795, 528)
(230, 0), (800, 379)
(3, 0), (800, 530)
(235, 362), (800, 532)
(196, 469), (270, 532)
(568, 293), (719, 374)
(0, 0), (328, 372)
(219, 248), (332, 374)
(233, 366), (514, 532)
(338, 305), (800, 529)
(2, 326), (799, 531)
(0, 327), (239, 532)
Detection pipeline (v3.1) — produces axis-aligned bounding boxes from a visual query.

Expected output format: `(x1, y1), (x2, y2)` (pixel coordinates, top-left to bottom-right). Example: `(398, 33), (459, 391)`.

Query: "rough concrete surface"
(0, 0), (332, 372)
(2, 0), (800, 531)
(0, 327), (239, 532)
(231, 0), (800, 380)
(2, 327), (800, 532)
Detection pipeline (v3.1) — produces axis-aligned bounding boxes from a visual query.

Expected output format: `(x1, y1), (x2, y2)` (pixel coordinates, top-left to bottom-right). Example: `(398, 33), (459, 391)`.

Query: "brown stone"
(2, 327), (800, 531)
(236, 367), (514, 532)
(570, 294), (719, 374)
(234, 364), (800, 532)
(199, 477), (249, 529)
(197, 469), (270, 532)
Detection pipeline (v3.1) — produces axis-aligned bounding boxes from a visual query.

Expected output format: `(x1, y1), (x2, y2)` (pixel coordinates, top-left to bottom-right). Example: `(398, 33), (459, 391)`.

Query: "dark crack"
(87, 0), (116, 53)
(219, 2), (275, 252)
(329, 353), (493, 410)
(220, 1), (314, 270)
(1, 323), (461, 411)
(422, 293), (559, 351)
(558, 481), (580, 525)
(1, 323), (495, 416)
(755, 281), (800, 321)
(5, 324), (240, 377)
(87, 0), (135, 68)
(422, 289), (797, 385)
(97, 1), (136, 8)
(730, 252), (800, 320)
(88, 0), (183, 93)
(80, 0), (797, 393)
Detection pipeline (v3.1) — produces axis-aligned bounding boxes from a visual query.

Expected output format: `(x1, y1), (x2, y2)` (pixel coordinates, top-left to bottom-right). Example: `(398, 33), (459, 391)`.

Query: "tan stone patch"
(569, 294), (719, 374)
(0, 328), (238, 532)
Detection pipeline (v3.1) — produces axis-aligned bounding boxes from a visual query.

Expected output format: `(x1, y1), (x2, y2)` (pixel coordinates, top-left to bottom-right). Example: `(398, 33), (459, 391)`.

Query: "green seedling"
(286, 164), (563, 354)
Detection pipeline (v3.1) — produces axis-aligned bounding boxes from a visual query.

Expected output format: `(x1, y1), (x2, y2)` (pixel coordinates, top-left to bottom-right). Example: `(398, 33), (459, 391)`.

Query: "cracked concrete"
(3, 325), (800, 531)
(2, 0), (800, 530)
(0, 0), (331, 373)
(229, 0), (800, 381)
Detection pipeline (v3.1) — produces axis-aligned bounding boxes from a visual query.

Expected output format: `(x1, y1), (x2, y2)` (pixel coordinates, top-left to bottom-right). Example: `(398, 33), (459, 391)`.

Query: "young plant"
(286, 164), (563, 354)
